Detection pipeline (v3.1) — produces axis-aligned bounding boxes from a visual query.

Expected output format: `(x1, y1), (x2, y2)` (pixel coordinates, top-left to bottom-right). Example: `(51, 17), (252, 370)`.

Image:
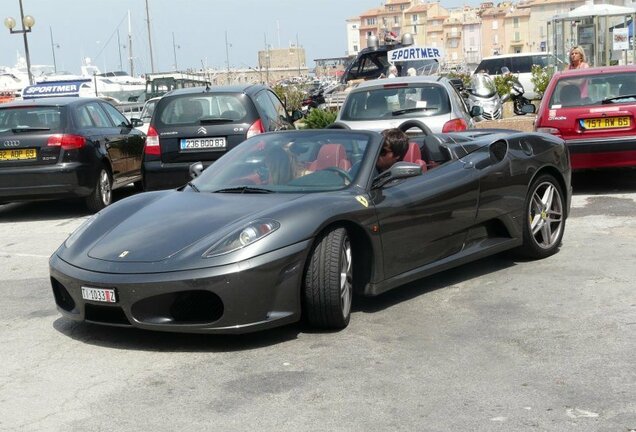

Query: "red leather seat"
(308, 144), (351, 171)
(403, 142), (427, 172)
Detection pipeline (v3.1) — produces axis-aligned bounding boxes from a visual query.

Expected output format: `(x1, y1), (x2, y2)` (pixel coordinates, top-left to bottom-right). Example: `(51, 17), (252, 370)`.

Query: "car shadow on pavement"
(0, 186), (140, 222)
(52, 317), (302, 352)
(353, 253), (517, 313)
(572, 168), (636, 195)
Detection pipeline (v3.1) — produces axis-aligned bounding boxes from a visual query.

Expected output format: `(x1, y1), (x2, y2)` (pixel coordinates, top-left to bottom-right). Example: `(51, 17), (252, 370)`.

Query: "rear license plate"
(180, 137), (226, 151)
(581, 116), (631, 130)
(0, 148), (36, 161)
(81, 286), (117, 303)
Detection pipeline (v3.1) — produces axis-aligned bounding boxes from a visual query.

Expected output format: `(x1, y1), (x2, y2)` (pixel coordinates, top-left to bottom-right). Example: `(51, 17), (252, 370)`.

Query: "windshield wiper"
(11, 126), (51, 132)
(213, 186), (273, 194)
(602, 94), (636, 104)
(392, 107), (431, 116)
(187, 182), (200, 192)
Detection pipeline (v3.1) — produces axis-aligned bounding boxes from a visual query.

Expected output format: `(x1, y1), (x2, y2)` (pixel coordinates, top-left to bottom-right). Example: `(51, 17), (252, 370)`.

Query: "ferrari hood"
(87, 191), (301, 263)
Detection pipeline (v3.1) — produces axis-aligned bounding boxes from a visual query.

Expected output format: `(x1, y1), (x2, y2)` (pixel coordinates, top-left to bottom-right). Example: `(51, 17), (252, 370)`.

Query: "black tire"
(303, 227), (353, 330)
(85, 166), (112, 212)
(518, 174), (566, 259)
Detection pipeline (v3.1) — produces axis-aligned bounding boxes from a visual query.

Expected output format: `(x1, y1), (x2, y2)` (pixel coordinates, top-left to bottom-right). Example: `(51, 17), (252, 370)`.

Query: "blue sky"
(1, 0), (472, 75)
(1, 0), (378, 74)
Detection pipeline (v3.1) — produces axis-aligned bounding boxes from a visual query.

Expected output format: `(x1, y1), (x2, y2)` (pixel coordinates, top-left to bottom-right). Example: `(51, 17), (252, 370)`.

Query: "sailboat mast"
(145, 0), (156, 73)
(128, 10), (134, 76)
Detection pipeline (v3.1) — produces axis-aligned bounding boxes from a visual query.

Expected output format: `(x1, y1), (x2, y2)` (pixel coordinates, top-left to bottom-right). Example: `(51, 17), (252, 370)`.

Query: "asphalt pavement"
(1, 170), (635, 432)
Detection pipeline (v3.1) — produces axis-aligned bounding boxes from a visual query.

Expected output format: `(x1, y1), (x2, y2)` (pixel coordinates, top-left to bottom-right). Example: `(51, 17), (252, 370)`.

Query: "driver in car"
(376, 128), (409, 173)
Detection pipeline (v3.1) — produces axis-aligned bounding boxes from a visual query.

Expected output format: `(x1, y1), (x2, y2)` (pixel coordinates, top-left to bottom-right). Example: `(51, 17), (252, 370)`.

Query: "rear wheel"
(518, 174), (565, 259)
(303, 227), (353, 330)
(85, 166), (112, 212)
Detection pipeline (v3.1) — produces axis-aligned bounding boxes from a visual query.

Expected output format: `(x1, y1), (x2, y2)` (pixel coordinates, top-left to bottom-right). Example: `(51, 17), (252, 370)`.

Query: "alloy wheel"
(529, 181), (563, 249)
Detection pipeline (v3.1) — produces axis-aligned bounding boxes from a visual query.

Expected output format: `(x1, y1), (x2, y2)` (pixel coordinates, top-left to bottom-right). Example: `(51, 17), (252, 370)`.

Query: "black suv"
(142, 84), (298, 190)
(0, 97), (145, 212)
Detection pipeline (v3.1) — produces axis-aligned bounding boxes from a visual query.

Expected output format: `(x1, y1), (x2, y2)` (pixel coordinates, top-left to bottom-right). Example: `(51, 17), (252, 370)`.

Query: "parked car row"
(4, 63), (636, 214)
(0, 84), (301, 211)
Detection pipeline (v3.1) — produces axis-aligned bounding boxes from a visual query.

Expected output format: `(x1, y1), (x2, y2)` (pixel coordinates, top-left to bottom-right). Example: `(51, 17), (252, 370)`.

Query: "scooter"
(301, 89), (325, 115)
(500, 67), (532, 116)
(463, 72), (504, 121)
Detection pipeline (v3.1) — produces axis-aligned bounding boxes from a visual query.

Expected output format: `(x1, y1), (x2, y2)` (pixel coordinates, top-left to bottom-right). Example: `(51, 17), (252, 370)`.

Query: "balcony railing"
(446, 31), (461, 39)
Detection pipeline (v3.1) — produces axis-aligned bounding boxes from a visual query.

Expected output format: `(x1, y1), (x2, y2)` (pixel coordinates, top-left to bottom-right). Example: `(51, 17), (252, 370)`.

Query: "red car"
(534, 65), (636, 170)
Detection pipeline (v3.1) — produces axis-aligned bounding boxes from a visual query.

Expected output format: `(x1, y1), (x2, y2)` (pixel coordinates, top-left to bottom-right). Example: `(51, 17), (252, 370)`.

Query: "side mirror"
(291, 110), (304, 122)
(189, 161), (204, 179)
(521, 103), (536, 114)
(372, 162), (422, 189)
(470, 105), (483, 117)
(130, 118), (144, 127)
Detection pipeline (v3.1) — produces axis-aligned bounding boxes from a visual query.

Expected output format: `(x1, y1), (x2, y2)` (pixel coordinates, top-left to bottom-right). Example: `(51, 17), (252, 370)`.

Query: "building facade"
(346, 0), (632, 65)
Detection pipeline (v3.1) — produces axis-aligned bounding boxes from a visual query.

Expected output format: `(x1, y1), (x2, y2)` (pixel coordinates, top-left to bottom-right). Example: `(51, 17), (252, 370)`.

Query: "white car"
(134, 96), (161, 135)
(474, 52), (564, 100)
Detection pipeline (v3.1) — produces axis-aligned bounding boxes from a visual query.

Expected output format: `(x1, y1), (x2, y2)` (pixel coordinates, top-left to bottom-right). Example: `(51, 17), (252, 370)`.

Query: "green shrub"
(493, 73), (518, 98)
(272, 84), (306, 112)
(446, 71), (471, 88)
(530, 64), (556, 98)
(302, 108), (337, 129)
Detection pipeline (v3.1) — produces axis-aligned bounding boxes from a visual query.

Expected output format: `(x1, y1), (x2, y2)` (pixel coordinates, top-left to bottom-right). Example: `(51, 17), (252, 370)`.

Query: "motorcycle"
(301, 90), (325, 114)
(501, 67), (532, 116)
(463, 72), (504, 121)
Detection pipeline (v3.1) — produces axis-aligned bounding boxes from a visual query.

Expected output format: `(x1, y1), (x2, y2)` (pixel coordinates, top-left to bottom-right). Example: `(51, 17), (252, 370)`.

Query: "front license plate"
(81, 286), (117, 303)
(0, 148), (36, 161)
(581, 116), (631, 130)
(180, 137), (226, 151)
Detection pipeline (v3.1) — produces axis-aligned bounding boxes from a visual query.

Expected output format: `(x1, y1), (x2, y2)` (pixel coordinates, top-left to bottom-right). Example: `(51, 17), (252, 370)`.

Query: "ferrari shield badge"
(355, 195), (369, 208)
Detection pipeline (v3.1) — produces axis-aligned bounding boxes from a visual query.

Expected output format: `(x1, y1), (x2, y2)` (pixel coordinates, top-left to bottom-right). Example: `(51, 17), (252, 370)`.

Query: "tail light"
(247, 119), (265, 138)
(144, 125), (161, 155)
(47, 134), (86, 150)
(442, 118), (468, 133)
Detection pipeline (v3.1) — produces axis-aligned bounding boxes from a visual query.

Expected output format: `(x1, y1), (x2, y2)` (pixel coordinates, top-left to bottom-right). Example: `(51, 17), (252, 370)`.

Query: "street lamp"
(4, 0), (36, 85)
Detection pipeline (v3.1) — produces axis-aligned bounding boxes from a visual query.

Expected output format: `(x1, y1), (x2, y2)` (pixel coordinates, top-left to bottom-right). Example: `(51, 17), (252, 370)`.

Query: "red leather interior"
(308, 144), (351, 171)
(404, 142), (427, 172)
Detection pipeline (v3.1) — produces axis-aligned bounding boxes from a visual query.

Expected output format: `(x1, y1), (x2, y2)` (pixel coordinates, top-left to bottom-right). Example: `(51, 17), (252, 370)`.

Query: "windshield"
(157, 94), (249, 125)
(0, 106), (64, 133)
(192, 131), (373, 193)
(549, 72), (636, 108)
(469, 74), (497, 97)
(340, 84), (451, 120)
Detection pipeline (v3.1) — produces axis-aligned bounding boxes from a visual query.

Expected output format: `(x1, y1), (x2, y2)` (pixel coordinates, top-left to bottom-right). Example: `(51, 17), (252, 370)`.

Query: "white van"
(474, 52), (564, 100)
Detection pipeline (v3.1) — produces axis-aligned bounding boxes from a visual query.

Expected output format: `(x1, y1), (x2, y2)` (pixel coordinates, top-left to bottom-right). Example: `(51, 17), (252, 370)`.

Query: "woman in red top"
(566, 46), (590, 98)
(568, 46), (590, 70)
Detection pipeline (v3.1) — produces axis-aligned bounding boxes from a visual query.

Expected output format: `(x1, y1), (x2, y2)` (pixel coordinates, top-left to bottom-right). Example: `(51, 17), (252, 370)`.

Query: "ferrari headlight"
(203, 219), (280, 258)
(64, 213), (99, 248)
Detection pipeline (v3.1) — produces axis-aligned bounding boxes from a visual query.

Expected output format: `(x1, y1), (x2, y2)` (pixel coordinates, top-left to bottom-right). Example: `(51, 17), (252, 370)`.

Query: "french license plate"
(0, 148), (36, 161)
(180, 137), (226, 150)
(581, 116), (631, 130)
(81, 286), (117, 303)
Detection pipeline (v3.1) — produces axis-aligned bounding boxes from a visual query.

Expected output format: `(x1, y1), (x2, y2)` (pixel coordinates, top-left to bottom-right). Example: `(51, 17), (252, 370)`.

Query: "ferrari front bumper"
(49, 240), (311, 334)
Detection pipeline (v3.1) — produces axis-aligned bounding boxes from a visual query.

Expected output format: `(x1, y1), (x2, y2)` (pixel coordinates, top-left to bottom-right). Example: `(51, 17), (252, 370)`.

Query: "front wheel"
(85, 166), (112, 212)
(518, 174), (565, 259)
(303, 227), (353, 330)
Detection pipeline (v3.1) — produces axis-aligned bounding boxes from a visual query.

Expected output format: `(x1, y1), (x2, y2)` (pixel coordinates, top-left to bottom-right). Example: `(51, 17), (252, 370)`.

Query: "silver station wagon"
(335, 76), (482, 133)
